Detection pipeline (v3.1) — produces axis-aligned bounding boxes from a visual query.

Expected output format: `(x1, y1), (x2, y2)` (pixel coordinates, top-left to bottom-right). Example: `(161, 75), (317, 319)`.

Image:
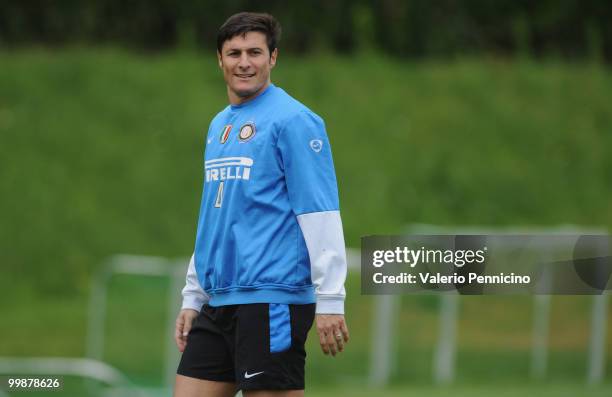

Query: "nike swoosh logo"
(244, 371), (264, 379)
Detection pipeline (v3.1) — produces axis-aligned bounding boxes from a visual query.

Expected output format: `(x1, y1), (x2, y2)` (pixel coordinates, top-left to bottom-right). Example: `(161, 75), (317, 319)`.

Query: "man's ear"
(217, 51), (223, 68)
(269, 48), (278, 68)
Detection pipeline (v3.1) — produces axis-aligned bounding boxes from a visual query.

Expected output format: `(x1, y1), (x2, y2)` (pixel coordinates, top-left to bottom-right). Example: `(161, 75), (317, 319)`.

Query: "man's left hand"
(315, 314), (349, 357)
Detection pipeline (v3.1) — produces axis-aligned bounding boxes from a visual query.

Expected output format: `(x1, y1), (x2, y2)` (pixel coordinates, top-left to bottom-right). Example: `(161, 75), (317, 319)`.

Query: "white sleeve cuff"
(181, 294), (207, 311)
(316, 297), (345, 314)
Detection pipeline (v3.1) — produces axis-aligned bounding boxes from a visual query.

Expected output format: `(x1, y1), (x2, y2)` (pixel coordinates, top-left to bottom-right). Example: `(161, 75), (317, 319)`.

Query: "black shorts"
(177, 303), (315, 391)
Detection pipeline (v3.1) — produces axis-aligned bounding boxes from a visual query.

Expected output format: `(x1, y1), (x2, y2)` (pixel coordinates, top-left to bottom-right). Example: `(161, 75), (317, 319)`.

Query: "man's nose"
(238, 53), (250, 69)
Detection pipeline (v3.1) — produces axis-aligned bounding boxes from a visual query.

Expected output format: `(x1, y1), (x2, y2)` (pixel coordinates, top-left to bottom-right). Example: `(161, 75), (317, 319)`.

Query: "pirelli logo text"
(205, 157), (253, 182)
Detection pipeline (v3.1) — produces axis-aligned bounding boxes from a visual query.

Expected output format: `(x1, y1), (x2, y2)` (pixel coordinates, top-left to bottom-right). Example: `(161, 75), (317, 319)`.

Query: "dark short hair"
(217, 12), (281, 55)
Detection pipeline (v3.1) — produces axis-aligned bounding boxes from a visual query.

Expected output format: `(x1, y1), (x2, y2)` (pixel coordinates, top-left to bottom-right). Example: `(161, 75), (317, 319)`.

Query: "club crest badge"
(239, 123), (256, 142)
(220, 125), (232, 144)
(310, 139), (323, 153)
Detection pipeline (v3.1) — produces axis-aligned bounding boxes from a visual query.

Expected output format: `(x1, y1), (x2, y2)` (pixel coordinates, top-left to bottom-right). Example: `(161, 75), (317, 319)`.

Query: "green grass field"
(12, 380), (612, 397)
(1, 48), (611, 294)
(1, 48), (611, 395)
(12, 382), (612, 397)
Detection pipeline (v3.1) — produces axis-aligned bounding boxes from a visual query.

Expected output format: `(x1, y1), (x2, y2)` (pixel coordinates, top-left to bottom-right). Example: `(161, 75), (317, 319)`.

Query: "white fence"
(368, 224), (610, 386)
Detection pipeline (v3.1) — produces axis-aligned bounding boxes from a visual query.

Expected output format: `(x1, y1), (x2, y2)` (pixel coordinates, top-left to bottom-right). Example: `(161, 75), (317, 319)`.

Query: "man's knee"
(173, 374), (236, 397)
(243, 390), (304, 397)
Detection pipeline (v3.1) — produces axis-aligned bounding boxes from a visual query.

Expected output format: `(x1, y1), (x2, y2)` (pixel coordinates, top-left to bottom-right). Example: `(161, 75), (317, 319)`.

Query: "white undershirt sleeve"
(181, 254), (209, 311)
(297, 210), (347, 314)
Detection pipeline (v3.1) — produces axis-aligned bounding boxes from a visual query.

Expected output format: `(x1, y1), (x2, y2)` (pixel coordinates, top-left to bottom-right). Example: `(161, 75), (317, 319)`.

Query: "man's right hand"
(175, 309), (199, 352)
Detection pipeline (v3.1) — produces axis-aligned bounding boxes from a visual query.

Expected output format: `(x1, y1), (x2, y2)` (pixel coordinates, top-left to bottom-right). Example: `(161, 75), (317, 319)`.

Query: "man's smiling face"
(218, 31), (277, 105)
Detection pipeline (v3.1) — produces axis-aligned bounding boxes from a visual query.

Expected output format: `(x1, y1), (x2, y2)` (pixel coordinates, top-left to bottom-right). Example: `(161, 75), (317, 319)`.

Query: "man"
(173, 12), (349, 397)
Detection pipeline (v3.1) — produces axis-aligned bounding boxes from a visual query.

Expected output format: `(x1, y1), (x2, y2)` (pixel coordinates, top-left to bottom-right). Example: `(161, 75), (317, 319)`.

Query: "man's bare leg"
(173, 374), (236, 397)
(244, 390), (304, 397)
